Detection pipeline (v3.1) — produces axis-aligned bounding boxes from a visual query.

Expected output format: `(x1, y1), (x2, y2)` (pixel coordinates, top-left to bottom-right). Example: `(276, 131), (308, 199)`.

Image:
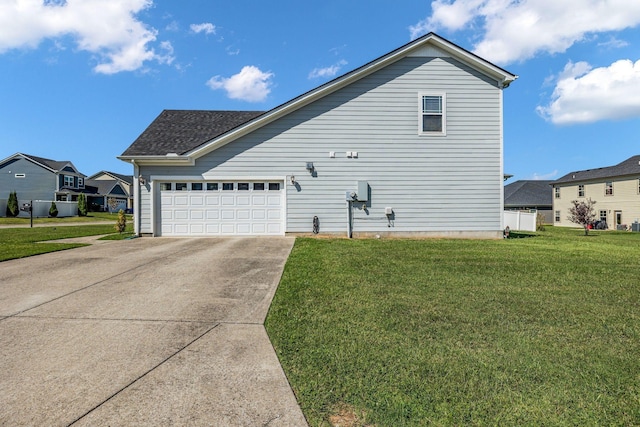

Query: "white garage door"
(159, 181), (284, 236)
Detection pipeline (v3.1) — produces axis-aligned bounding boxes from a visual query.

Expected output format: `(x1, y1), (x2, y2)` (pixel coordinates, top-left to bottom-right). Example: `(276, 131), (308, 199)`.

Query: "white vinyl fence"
(503, 210), (536, 232)
(0, 199), (78, 218)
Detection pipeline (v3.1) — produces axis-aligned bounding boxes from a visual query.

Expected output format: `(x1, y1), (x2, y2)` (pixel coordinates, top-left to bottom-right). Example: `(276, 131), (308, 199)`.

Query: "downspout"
(132, 160), (140, 236)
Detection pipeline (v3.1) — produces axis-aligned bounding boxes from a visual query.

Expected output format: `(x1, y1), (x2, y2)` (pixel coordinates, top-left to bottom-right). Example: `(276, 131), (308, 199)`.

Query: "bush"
(536, 212), (546, 231)
(6, 191), (19, 217)
(115, 209), (127, 233)
(77, 193), (88, 216)
(49, 201), (58, 218)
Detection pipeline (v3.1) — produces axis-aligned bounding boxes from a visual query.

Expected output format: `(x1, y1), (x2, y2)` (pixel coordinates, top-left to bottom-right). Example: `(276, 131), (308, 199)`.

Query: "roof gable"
(554, 155), (640, 184)
(87, 170), (133, 184)
(0, 152), (82, 174)
(119, 33), (517, 163)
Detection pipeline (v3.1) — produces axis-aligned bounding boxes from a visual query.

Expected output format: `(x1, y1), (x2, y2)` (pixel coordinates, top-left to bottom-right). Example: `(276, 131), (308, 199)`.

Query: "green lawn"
(0, 211), (130, 225)
(265, 227), (640, 426)
(0, 223), (133, 261)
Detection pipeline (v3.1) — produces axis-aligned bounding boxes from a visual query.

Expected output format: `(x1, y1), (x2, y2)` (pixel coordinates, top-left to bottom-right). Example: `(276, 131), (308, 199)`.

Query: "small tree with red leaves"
(567, 198), (597, 235)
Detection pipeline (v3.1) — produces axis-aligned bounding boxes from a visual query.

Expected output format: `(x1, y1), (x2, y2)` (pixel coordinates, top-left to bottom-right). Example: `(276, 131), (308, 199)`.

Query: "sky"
(1, 0), (640, 181)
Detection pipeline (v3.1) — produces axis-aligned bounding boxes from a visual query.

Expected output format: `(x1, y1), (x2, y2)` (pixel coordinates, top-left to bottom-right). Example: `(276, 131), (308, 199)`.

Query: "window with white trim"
(419, 93), (445, 135)
(64, 175), (74, 187)
(599, 210), (607, 222)
(554, 187), (560, 199)
(605, 181), (613, 196)
(555, 210), (560, 222)
(78, 177), (84, 187)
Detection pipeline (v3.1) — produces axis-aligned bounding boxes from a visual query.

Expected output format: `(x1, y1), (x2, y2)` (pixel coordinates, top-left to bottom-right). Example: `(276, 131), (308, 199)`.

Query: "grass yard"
(0, 223), (133, 261)
(0, 211), (130, 225)
(265, 227), (640, 426)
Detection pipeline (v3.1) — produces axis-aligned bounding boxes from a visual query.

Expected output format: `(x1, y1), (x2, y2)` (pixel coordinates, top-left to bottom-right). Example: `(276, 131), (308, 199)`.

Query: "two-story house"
(552, 155), (640, 229)
(86, 171), (134, 212)
(119, 33), (517, 238)
(0, 153), (86, 203)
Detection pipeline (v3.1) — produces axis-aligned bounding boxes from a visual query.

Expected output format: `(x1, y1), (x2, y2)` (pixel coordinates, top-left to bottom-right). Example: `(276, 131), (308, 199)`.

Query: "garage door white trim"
(152, 177), (286, 236)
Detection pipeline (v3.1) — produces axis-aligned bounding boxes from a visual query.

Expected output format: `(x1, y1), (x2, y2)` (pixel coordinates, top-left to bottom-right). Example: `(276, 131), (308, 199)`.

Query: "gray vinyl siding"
(139, 55), (503, 235)
(0, 158), (56, 202)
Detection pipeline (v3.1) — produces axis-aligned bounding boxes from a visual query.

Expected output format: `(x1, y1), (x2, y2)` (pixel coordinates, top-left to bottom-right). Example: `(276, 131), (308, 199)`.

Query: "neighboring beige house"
(86, 171), (133, 211)
(551, 155), (640, 230)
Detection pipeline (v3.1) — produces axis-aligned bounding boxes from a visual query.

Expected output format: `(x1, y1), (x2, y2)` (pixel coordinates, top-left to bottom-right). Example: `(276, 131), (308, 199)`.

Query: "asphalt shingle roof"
(22, 154), (69, 172)
(121, 110), (265, 156)
(554, 155), (640, 184)
(504, 180), (553, 207)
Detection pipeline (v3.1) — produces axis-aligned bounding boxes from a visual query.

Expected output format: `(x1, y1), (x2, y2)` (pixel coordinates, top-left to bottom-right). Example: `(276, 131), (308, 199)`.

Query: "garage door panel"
(160, 181), (283, 236)
(252, 209), (266, 220)
(175, 210), (189, 220)
(190, 195), (204, 206)
(221, 224), (235, 234)
(267, 209), (281, 220)
(221, 196), (235, 205)
(252, 195), (266, 205)
(221, 209), (235, 220)
(175, 196), (188, 205)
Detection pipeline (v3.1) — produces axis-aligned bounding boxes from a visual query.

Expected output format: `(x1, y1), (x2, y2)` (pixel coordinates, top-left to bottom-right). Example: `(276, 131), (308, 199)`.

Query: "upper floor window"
(78, 177), (84, 187)
(64, 175), (74, 187)
(605, 181), (613, 196)
(578, 185), (585, 197)
(419, 93), (446, 135)
(637, 178), (640, 194)
(554, 187), (560, 199)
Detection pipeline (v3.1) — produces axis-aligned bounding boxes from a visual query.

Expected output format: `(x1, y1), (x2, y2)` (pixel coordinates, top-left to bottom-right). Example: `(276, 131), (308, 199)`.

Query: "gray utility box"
(357, 181), (369, 202)
(633, 222), (640, 232)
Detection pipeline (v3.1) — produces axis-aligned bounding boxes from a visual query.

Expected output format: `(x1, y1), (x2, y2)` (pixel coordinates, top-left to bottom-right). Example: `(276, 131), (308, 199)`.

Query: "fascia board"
(117, 155), (195, 166)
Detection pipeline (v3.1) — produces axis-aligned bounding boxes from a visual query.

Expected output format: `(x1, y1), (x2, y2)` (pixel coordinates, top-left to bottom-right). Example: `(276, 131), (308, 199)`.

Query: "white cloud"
(530, 170), (558, 180)
(308, 60), (347, 79)
(0, 0), (169, 74)
(412, 0), (640, 64)
(206, 66), (274, 102)
(190, 23), (216, 35)
(537, 59), (640, 124)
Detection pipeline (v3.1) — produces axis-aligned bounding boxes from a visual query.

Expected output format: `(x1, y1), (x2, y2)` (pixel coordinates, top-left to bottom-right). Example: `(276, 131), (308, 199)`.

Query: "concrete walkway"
(0, 237), (308, 426)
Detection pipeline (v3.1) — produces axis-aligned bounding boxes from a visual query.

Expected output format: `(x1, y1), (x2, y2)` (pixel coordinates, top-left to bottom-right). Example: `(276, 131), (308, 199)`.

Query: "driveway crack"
(66, 322), (220, 426)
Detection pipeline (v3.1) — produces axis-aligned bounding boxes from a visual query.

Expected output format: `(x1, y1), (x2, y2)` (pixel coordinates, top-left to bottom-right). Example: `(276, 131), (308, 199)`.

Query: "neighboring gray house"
(86, 171), (133, 212)
(119, 33), (517, 238)
(0, 152), (86, 203)
(504, 180), (553, 224)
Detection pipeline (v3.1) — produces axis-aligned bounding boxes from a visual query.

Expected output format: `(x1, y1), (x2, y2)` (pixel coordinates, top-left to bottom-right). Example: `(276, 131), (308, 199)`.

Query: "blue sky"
(1, 0), (640, 180)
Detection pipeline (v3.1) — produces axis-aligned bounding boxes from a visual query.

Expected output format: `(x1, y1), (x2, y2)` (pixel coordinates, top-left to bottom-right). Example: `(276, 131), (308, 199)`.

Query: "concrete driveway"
(0, 237), (308, 426)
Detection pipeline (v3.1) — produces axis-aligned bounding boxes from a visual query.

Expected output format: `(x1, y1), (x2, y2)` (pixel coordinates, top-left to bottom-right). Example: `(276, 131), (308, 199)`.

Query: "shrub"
(77, 193), (88, 216)
(6, 190), (19, 217)
(115, 209), (127, 233)
(49, 201), (58, 218)
(536, 212), (546, 231)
